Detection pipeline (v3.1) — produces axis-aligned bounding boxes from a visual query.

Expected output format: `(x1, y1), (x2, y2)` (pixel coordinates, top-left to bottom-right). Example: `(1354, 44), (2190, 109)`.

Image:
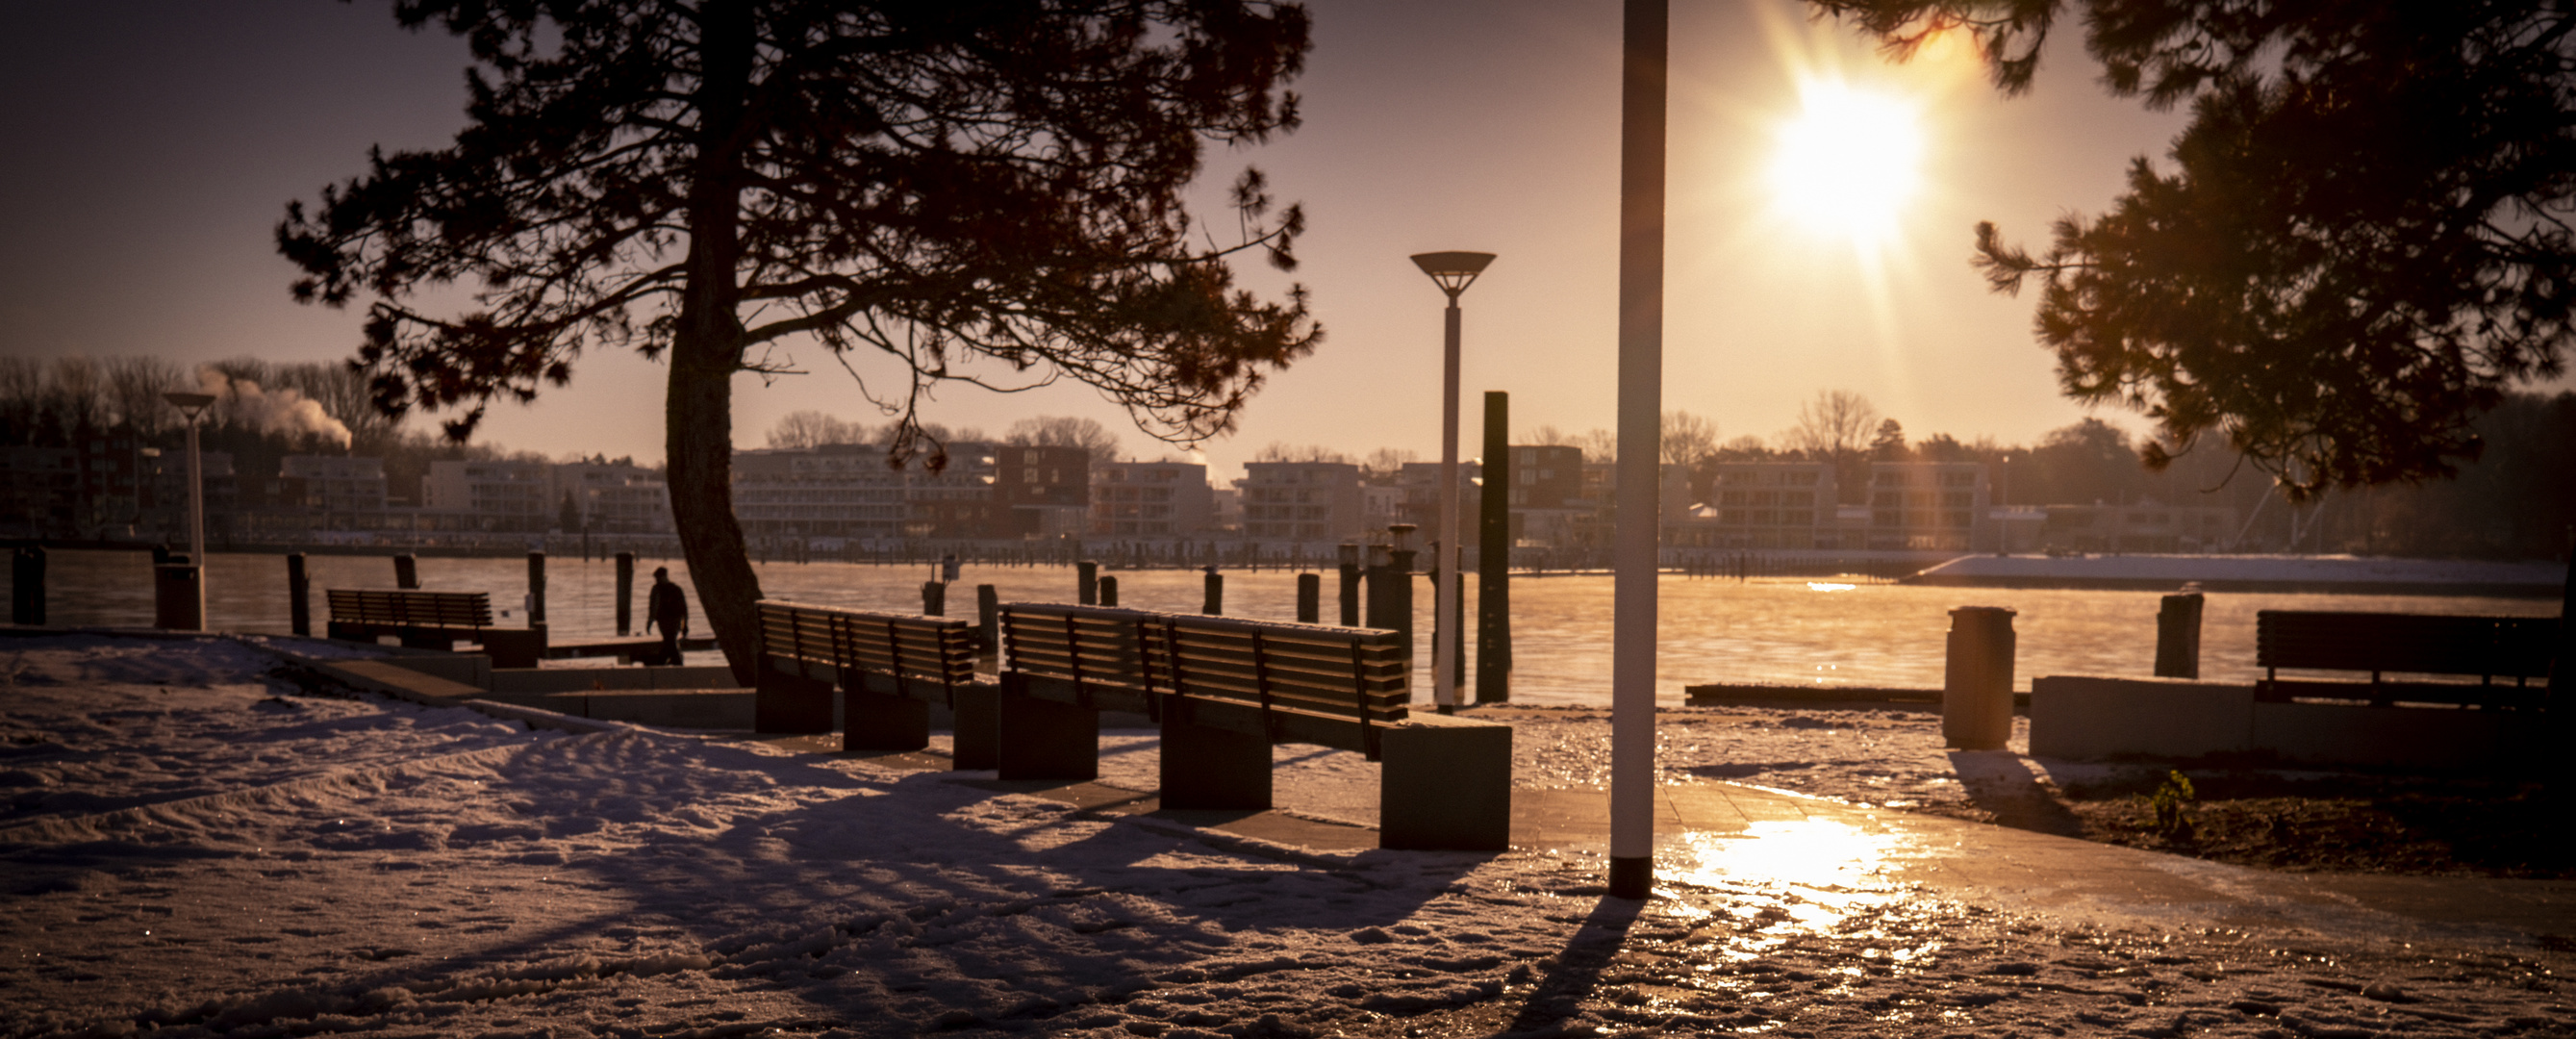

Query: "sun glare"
(1768, 83), (1925, 247)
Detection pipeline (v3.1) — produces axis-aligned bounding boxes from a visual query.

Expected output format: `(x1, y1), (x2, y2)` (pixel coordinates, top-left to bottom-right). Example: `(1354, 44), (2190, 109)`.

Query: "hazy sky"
(3, 0), (2292, 474)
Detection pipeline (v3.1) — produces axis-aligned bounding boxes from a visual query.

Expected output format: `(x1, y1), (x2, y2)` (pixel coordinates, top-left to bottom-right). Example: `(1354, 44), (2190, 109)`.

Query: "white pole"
(1436, 297), (1463, 708)
(186, 418), (206, 629)
(1610, 0), (1667, 900)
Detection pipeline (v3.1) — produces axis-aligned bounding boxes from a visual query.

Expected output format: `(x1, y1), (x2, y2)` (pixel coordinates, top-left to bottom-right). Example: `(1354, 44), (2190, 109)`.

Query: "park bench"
(2255, 610), (2557, 709)
(325, 589), (546, 668)
(996, 602), (1510, 849)
(753, 599), (994, 762)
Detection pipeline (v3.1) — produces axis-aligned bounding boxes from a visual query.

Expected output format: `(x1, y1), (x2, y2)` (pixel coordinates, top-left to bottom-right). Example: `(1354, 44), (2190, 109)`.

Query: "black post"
(2154, 591), (2205, 679)
(1337, 544), (1361, 626)
(922, 580), (946, 616)
(393, 553), (418, 590)
(1099, 575), (1120, 607)
(526, 551), (546, 626)
(12, 545), (45, 626)
(286, 552), (309, 636)
(1202, 568), (1223, 616)
(1297, 572), (1321, 623)
(1478, 391), (1512, 702)
(615, 551), (636, 635)
(976, 583), (999, 653)
(1077, 559), (1099, 605)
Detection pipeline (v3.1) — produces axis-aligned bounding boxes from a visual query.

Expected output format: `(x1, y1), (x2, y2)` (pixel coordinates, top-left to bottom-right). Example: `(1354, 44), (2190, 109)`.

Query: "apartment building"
(1864, 462), (1989, 550)
(1673, 461), (1837, 549)
(548, 459), (672, 534)
(1239, 461), (1364, 543)
(996, 444), (1090, 538)
(421, 459), (551, 532)
(731, 443), (923, 540)
(281, 455), (389, 514)
(1090, 461), (1211, 537)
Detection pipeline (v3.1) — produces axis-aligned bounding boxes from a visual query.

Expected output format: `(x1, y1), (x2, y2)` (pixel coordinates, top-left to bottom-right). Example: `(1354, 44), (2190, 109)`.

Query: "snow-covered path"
(1, 634), (2565, 1038)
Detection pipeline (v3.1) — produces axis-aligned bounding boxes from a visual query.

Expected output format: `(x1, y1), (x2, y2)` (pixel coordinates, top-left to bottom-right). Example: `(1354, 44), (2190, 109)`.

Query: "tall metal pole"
(1610, 0), (1668, 900)
(185, 416), (207, 628)
(1435, 295), (1464, 709)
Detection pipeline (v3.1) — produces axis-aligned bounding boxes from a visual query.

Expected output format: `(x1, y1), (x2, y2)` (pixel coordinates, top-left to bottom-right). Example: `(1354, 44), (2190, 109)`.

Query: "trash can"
(1943, 606), (2016, 749)
(154, 562), (202, 631)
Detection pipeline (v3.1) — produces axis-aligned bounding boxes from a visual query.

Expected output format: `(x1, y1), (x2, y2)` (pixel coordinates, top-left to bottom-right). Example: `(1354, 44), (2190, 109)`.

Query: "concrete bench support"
(1377, 714), (1512, 850)
(952, 684), (1001, 770)
(843, 687), (930, 751)
(755, 668), (834, 734)
(1159, 709), (1274, 811)
(998, 679), (1099, 781)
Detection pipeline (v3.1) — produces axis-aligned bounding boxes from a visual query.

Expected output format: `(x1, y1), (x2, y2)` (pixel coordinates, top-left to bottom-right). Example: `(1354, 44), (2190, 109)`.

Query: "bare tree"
(1780, 390), (1880, 461)
(274, 362), (399, 449)
(1003, 416), (1122, 462)
(1524, 424), (1576, 446)
(1573, 428), (1618, 465)
(766, 411), (872, 449)
(45, 357), (106, 436)
(1253, 443), (1351, 464)
(1361, 446), (1420, 479)
(1661, 410), (1718, 468)
(103, 357), (183, 438)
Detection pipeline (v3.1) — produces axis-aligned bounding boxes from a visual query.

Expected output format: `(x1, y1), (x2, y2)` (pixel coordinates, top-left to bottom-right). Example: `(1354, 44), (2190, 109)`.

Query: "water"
(11, 548), (2555, 706)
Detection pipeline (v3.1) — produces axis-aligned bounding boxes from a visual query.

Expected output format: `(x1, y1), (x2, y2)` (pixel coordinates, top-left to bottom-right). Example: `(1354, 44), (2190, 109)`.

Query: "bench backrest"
(998, 602), (1409, 726)
(756, 599), (978, 691)
(2256, 610), (2557, 679)
(326, 589), (492, 630)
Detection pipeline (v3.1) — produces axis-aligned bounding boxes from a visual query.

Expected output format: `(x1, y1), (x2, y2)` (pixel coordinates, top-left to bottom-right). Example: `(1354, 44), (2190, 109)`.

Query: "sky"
(1, 0), (2246, 474)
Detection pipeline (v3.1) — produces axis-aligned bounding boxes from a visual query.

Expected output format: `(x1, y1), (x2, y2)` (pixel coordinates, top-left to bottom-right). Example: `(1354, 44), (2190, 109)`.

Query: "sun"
(1768, 82), (1926, 247)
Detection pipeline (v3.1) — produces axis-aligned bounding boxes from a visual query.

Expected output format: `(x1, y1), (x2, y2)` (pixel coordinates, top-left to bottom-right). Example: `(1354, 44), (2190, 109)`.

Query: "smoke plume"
(195, 367), (353, 448)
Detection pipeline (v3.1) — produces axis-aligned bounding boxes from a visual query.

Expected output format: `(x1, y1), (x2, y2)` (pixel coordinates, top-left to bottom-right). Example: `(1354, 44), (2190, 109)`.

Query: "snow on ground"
(1, 635), (2565, 1039)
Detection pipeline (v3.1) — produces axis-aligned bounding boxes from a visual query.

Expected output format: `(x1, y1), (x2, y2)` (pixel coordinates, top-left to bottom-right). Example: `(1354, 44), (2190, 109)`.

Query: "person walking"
(645, 567), (689, 666)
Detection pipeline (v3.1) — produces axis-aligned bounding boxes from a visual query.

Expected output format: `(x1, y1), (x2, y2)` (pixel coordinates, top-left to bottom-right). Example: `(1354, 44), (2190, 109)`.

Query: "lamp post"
(1610, 0), (1668, 900)
(1410, 250), (1496, 711)
(164, 391), (216, 629)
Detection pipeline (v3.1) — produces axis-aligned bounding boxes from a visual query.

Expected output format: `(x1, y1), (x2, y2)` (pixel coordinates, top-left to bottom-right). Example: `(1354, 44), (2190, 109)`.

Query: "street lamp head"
(1410, 251), (1497, 298)
(163, 391), (215, 421)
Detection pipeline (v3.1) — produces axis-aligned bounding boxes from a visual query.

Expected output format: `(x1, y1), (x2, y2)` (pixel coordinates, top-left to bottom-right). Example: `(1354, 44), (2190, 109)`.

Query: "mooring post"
(393, 553), (418, 590)
(976, 583), (999, 654)
(1202, 567), (1223, 616)
(922, 580), (946, 616)
(1477, 391), (1511, 702)
(2154, 591), (2205, 679)
(1337, 543), (1361, 626)
(1943, 606), (2018, 750)
(1099, 575), (1120, 607)
(12, 545), (46, 626)
(1297, 572), (1321, 623)
(615, 551), (636, 635)
(286, 552), (309, 636)
(526, 551), (547, 626)
(1077, 559), (1099, 605)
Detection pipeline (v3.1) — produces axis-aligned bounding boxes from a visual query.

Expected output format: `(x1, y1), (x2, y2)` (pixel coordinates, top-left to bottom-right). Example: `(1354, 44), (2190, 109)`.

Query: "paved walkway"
(306, 652), (2576, 957)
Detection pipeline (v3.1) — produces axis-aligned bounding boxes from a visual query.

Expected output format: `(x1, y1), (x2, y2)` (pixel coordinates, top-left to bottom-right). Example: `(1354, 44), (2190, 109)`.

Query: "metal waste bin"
(154, 562), (203, 631)
(1943, 606), (2016, 749)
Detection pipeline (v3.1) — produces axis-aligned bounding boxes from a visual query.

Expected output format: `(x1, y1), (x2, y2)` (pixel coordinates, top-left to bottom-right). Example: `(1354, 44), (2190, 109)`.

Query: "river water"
(13, 548), (2555, 706)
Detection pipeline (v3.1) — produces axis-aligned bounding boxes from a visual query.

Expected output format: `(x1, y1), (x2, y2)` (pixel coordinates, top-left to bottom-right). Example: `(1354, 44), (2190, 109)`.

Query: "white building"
(1090, 461), (1212, 537)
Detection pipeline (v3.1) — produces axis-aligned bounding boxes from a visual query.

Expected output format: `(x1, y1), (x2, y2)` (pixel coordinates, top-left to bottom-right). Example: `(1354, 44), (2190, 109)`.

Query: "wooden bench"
(754, 599), (994, 762)
(2256, 610), (2557, 709)
(325, 589), (546, 668)
(998, 602), (1511, 849)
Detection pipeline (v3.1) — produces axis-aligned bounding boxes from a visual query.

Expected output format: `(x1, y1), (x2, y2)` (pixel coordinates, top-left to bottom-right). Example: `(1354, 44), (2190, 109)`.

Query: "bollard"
(2154, 592), (2205, 679)
(1943, 606), (2017, 749)
(1337, 544), (1361, 626)
(1099, 575), (1120, 607)
(922, 580), (946, 617)
(527, 551), (546, 626)
(1202, 569), (1223, 616)
(154, 562), (203, 631)
(976, 584), (999, 653)
(1077, 560), (1099, 605)
(1297, 572), (1321, 623)
(615, 551), (636, 635)
(393, 553), (419, 590)
(13, 545), (46, 626)
(286, 552), (310, 636)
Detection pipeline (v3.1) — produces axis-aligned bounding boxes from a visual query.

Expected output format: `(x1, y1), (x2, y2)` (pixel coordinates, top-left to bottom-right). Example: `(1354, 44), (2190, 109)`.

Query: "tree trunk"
(667, 0), (763, 687)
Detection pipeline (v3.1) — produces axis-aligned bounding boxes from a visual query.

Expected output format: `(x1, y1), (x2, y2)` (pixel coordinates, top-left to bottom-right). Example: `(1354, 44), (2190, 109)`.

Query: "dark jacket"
(647, 580), (688, 634)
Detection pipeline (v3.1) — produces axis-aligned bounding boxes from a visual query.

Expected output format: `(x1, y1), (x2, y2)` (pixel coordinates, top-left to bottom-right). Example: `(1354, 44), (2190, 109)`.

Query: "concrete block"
(2251, 701), (2538, 771)
(755, 667), (834, 734)
(997, 685), (1099, 781)
(1377, 714), (1511, 850)
(952, 684), (999, 770)
(1160, 712), (1272, 810)
(2030, 675), (2252, 760)
(572, 690), (753, 728)
(845, 689), (930, 752)
(382, 652), (492, 690)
